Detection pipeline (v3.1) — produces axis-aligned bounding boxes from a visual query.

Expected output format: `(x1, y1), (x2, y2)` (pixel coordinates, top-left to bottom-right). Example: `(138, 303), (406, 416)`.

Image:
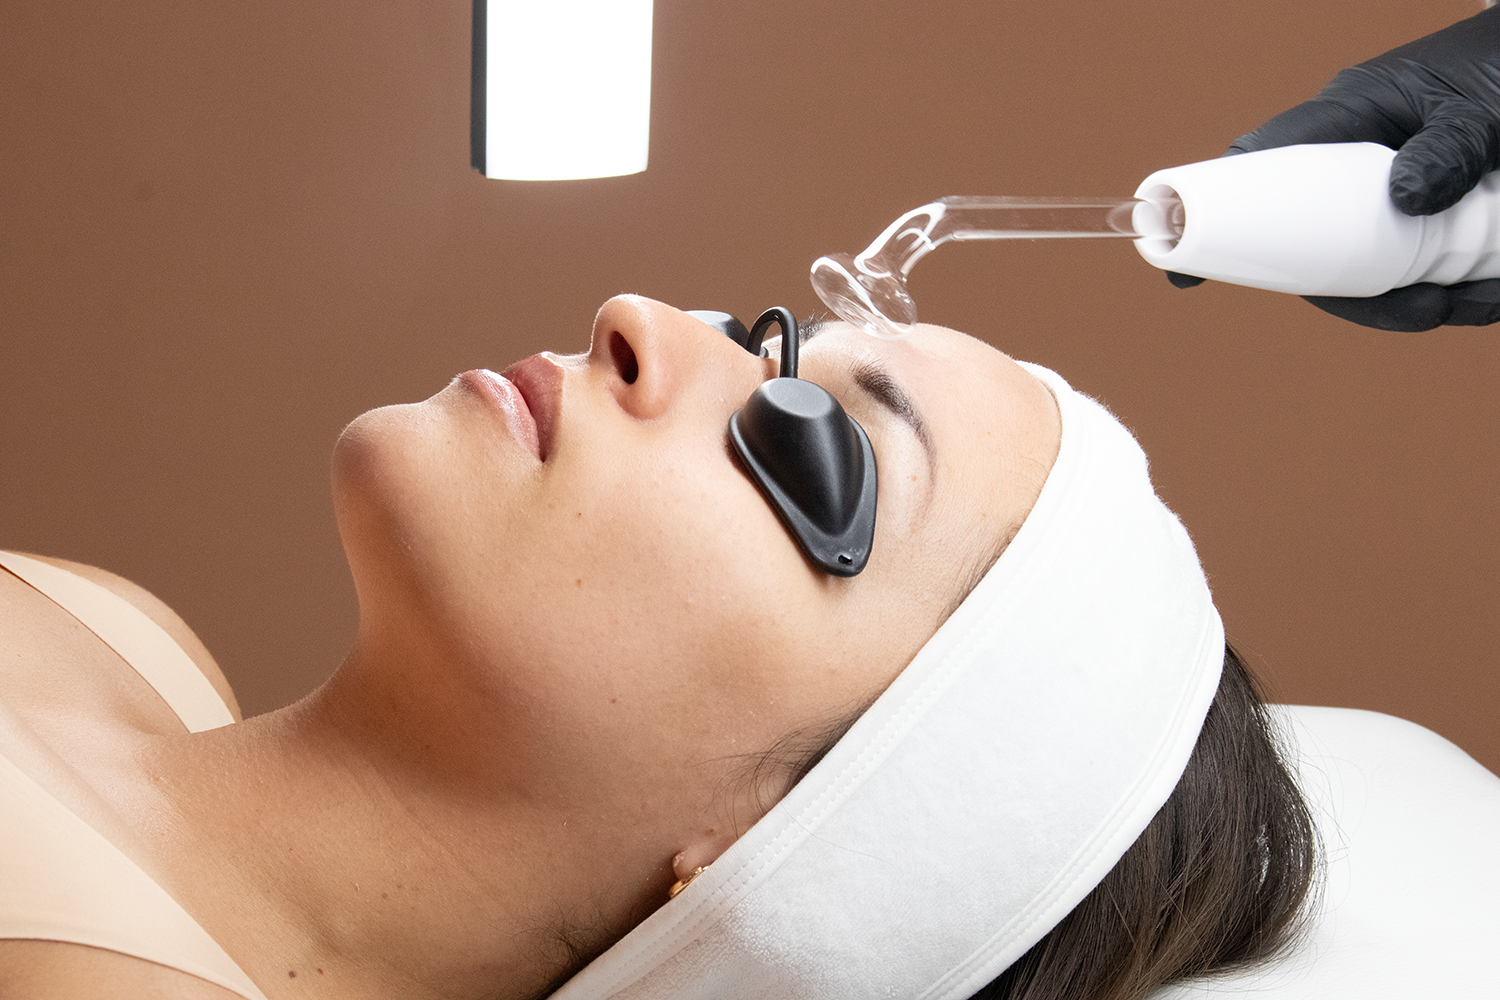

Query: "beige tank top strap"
(0, 551), (233, 732)
(0, 752), (271, 1000)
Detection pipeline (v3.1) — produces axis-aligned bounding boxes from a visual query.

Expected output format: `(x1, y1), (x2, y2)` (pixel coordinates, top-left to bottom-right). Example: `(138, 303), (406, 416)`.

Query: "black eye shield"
(686, 308), (878, 577)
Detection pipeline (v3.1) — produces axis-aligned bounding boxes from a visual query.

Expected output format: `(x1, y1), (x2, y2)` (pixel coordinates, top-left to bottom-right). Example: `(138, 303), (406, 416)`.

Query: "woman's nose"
(589, 295), (755, 420)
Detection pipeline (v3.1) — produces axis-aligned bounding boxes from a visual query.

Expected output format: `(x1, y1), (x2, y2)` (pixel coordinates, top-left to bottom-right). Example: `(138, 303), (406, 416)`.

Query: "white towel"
(553, 364), (1224, 1000)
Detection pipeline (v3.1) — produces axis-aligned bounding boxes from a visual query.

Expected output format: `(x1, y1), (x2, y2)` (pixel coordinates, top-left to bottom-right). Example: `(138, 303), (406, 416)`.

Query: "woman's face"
(332, 295), (1059, 840)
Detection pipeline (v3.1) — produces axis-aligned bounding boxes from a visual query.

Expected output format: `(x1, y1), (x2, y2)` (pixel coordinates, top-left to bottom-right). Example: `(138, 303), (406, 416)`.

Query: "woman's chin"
(332, 403), (420, 522)
(331, 403), (457, 593)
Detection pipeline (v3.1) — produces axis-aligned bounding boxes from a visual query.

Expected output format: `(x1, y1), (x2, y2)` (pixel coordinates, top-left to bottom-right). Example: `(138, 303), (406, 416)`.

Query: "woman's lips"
(501, 355), (563, 461)
(456, 355), (562, 461)
(458, 369), (542, 460)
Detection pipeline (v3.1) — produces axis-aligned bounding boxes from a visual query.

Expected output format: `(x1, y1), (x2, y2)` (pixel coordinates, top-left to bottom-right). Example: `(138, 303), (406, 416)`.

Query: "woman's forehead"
(798, 319), (1013, 373)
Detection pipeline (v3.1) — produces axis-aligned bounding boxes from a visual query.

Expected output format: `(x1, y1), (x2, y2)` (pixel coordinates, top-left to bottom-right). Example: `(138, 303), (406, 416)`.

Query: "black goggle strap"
(685, 307), (799, 370)
(685, 310), (766, 357)
(749, 306), (798, 378)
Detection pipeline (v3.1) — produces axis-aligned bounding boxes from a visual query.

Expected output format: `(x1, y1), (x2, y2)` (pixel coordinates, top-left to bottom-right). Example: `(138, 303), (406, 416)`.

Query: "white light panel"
(477, 0), (653, 181)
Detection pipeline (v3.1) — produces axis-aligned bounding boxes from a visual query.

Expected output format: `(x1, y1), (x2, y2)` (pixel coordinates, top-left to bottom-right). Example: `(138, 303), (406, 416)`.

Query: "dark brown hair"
(969, 645), (1319, 1000)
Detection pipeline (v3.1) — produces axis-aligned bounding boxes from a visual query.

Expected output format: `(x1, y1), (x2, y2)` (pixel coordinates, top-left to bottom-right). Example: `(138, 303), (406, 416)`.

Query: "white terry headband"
(554, 363), (1225, 1000)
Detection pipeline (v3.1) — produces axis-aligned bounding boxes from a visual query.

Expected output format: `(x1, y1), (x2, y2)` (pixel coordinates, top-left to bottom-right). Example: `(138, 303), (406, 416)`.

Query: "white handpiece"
(1132, 142), (1500, 297)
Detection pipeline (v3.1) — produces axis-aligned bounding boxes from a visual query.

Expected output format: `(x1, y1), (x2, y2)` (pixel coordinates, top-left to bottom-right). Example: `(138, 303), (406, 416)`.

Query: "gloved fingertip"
(1389, 118), (1492, 215)
(1166, 271), (1207, 289)
(1302, 284), (1453, 332)
(1389, 158), (1472, 215)
(1444, 279), (1500, 326)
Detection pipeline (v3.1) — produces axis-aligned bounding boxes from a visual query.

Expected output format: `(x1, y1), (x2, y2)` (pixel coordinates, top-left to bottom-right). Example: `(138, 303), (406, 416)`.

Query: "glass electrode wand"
(810, 196), (1181, 340)
(812, 144), (1500, 340)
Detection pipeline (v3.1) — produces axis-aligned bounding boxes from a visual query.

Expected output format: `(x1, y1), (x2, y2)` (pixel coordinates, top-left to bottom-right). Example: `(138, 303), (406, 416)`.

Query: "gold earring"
(668, 866), (707, 900)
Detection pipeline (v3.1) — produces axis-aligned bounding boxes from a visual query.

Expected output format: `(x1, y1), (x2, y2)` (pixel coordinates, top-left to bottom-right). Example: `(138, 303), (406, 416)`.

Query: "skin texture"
(0, 296), (1060, 1000)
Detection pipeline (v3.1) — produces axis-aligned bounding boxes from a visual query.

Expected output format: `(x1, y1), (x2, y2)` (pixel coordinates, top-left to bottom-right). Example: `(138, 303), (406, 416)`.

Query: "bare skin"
(0, 297), (1060, 999)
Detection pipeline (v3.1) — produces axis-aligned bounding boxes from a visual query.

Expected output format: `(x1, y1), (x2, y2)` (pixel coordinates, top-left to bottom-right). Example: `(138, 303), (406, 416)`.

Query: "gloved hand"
(1170, 7), (1500, 331)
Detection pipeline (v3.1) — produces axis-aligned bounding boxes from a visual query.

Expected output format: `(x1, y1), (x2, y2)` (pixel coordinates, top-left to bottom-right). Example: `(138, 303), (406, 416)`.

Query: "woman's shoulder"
(0, 940), (249, 1000)
(0, 551), (242, 725)
(0, 557), (258, 999)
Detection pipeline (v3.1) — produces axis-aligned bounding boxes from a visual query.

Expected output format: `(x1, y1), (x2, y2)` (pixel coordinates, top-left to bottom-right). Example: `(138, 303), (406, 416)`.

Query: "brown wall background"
(3, 1), (1496, 773)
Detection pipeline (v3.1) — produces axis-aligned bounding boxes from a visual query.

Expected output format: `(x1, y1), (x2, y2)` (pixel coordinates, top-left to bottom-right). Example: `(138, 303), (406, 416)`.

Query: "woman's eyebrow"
(798, 315), (936, 471)
(799, 315), (829, 344)
(849, 359), (936, 468)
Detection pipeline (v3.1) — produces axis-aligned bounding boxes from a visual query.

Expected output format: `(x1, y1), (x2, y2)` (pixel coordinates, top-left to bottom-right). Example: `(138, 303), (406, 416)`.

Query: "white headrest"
(1152, 705), (1500, 999)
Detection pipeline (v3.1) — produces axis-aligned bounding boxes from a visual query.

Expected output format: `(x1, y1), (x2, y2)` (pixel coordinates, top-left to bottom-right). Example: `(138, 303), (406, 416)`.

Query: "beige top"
(0, 550), (268, 1000)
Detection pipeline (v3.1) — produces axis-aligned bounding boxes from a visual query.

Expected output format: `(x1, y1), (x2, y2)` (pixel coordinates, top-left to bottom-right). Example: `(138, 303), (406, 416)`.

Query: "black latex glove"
(1170, 7), (1500, 331)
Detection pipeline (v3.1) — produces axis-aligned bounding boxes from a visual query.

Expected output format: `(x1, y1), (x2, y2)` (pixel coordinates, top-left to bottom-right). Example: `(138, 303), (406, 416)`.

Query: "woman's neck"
(134, 650), (657, 1000)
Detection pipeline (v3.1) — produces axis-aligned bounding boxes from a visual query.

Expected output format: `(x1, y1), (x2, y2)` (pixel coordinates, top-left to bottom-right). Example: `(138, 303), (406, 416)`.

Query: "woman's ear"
(670, 827), (737, 884)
